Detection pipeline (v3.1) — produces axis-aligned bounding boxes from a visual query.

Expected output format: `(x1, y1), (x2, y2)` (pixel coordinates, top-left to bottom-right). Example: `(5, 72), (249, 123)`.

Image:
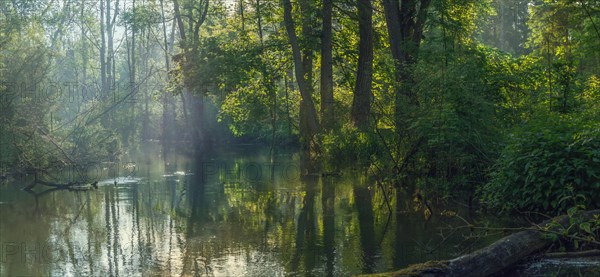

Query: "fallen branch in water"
(24, 178), (98, 191)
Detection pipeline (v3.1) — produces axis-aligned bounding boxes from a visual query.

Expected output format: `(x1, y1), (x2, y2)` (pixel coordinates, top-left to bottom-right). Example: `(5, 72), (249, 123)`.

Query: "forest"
(1, 0), (599, 275)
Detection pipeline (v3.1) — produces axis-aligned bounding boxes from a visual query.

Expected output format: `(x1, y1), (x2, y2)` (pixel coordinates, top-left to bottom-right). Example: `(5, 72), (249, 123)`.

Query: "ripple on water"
(98, 177), (142, 186)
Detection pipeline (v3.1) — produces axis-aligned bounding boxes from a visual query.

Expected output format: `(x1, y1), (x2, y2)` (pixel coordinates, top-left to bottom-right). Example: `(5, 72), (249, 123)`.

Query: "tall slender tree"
(282, 0), (320, 152)
(160, 0), (176, 159)
(100, 0), (107, 96)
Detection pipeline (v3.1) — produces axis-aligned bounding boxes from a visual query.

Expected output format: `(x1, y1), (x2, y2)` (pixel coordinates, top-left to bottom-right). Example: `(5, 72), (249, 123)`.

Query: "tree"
(351, 0), (374, 130)
(172, 0), (210, 149)
(282, 0), (320, 152)
(382, 0), (431, 135)
(528, 0), (600, 113)
(320, 0), (334, 131)
(160, 0), (177, 160)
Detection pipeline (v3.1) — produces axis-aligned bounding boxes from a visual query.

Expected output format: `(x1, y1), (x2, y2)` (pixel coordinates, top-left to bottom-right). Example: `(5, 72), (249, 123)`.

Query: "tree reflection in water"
(0, 144), (496, 276)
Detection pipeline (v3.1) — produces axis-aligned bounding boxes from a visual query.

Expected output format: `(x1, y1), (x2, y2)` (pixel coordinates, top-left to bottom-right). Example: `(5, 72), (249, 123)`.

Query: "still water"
(1, 143), (492, 276)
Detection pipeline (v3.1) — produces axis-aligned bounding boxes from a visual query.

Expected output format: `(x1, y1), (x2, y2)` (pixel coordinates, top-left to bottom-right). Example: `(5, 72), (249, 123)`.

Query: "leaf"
(580, 222), (592, 234)
(567, 206), (578, 217)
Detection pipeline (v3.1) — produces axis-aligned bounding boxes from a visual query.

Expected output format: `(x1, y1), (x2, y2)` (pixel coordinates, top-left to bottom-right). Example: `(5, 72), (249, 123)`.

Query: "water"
(508, 257), (600, 276)
(0, 143), (496, 276)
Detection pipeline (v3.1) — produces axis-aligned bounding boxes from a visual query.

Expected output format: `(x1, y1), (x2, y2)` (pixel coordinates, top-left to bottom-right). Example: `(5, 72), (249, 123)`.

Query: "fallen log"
(361, 210), (600, 277)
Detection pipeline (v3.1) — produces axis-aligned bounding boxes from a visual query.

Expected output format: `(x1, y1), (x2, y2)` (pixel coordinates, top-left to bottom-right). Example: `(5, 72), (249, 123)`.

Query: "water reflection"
(353, 172), (377, 274)
(0, 144), (497, 276)
(322, 175), (335, 277)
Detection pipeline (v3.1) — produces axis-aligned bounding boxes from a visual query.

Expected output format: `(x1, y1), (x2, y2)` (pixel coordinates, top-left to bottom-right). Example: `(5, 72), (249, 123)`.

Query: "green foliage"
(0, 16), (52, 171)
(579, 74), (600, 119)
(543, 205), (600, 252)
(219, 71), (272, 138)
(408, 44), (504, 196)
(1, 0), (598, 223)
(0, 0), (128, 175)
(321, 125), (384, 165)
(70, 122), (121, 164)
(480, 114), (600, 214)
(121, 4), (162, 32)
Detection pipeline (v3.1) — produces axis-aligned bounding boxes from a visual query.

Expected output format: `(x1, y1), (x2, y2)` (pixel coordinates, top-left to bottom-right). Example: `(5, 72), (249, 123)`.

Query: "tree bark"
(173, 0), (187, 43)
(351, 0), (373, 130)
(299, 0), (314, 89)
(256, 0), (263, 44)
(320, 0), (334, 131)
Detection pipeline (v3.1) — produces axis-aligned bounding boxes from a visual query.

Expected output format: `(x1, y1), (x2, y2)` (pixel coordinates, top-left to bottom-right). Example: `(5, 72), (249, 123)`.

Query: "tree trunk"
(351, 0), (373, 130)
(299, 0), (314, 89)
(256, 0), (263, 44)
(100, 0), (106, 96)
(173, 0), (187, 42)
(110, 0), (118, 101)
(285, 69), (295, 138)
(128, 0), (136, 146)
(240, 0), (245, 31)
(382, 0), (431, 134)
(141, 30), (151, 140)
(320, 0), (334, 131)
(106, 0), (113, 99)
(80, 0), (87, 113)
(282, 0), (320, 152)
(160, 0), (176, 159)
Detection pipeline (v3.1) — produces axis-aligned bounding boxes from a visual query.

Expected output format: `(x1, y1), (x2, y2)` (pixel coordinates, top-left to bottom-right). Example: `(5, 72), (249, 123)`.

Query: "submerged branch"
(25, 178), (98, 191)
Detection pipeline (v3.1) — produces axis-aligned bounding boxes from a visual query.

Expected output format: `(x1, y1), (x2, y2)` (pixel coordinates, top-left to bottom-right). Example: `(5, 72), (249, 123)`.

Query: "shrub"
(480, 115), (600, 214)
(321, 124), (384, 166)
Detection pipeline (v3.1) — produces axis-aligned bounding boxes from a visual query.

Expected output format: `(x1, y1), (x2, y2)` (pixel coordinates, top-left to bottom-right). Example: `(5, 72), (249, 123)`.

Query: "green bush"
(321, 124), (384, 166)
(480, 115), (600, 214)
